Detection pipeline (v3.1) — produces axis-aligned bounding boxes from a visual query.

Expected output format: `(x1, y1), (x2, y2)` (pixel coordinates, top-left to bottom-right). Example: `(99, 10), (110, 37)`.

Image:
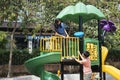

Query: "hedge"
(0, 48), (40, 65)
(106, 48), (120, 62)
(0, 48), (120, 65)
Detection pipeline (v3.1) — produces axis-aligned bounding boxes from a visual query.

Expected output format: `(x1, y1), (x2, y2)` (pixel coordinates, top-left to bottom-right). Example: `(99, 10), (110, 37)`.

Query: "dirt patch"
(0, 64), (30, 77)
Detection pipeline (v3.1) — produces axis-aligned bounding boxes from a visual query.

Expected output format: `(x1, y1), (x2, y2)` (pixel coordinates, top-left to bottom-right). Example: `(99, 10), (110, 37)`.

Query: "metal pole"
(102, 29), (106, 80)
(79, 16), (83, 80)
(98, 20), (102, 80)
(103, 72), (106, 80)
(61, 62), (64, 80)
(61, 38), (64, 80)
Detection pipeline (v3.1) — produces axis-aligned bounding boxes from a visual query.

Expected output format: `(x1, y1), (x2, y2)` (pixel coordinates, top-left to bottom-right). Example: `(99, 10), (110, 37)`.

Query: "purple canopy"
(100, 19), (116, 32)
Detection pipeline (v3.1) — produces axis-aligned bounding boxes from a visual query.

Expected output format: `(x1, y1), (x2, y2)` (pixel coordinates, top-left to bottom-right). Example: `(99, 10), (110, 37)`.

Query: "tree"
(0, 0), (23, 77)
(0, 0), (45, 77)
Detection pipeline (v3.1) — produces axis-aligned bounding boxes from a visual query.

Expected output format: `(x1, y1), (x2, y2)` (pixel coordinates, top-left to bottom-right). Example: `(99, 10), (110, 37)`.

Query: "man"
(54, 18), (69, 38)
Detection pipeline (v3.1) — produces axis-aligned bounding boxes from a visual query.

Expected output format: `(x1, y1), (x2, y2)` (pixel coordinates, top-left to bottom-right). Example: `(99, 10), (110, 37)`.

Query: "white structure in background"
(28, 36), (33, 54)
(28, 40), (32, 54)
(118, 4), (120, 11)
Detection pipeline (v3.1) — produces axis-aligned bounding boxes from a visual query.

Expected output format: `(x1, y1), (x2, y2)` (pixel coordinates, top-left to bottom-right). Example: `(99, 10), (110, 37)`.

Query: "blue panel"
(74, 32), (84, 38)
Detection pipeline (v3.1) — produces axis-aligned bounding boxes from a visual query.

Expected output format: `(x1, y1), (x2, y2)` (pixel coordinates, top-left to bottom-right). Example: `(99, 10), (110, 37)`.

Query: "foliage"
(83, 20), (98, 38)
(97, 1), (120, 49)
(0, 48), (40, 65)
(0, 0), (23, 24)
(41, 0), (72, 31)
(0, 31), (7, 41)
(107, 48), (120, 62)
(0, 31), (8, 49)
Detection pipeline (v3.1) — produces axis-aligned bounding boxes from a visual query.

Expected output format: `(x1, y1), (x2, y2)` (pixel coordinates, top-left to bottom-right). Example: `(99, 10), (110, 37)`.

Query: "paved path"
(0, 73), (116, 80)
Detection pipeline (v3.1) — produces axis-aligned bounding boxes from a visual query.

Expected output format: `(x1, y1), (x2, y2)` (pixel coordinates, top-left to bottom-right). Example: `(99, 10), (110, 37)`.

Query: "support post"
(61, 62), (64, 80)
(79, 16), (83, 80)
(103, 72), (106, 80)
(98, 20), (102, 80)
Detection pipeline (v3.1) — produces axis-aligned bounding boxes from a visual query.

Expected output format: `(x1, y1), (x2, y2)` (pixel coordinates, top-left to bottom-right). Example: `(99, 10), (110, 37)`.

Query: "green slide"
(24, 52), (61, 80)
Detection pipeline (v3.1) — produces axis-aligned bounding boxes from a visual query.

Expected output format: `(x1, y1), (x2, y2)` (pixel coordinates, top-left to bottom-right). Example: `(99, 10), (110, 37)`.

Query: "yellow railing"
(40, 36), (80, 60)
(40, 36), (62, 52)
(62, 37), (79, 59)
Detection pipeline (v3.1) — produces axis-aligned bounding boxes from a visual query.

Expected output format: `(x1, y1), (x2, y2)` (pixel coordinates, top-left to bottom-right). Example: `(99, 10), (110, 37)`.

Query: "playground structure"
(24, 2), (120, 80)
(25, 37), (120, 80)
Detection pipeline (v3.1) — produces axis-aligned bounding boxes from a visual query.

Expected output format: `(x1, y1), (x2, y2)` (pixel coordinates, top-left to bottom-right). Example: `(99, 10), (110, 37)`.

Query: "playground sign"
(84, 38), (99, 66)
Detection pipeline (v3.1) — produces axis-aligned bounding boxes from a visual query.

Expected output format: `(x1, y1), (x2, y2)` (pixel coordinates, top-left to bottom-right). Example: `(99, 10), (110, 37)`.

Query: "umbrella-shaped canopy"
(100, 19), (116, 32)
(56, 2), (105, 23)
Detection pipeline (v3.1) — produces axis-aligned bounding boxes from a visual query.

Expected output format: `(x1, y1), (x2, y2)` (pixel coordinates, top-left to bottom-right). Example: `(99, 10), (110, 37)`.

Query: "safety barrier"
(40, 36), (79, 60)
(40, 36), (62, 52)
(40, 37), (100, 64)
(62, 37), (79, 59)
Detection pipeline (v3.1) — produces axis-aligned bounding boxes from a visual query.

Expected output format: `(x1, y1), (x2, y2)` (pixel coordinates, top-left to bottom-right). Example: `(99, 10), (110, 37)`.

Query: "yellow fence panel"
(40, 36), (80, 60)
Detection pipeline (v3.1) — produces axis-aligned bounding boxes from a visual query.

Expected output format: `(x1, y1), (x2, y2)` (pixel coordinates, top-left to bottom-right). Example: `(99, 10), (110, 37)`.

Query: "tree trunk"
(7, 20), (17, 77)
(7, 34), (13, 77)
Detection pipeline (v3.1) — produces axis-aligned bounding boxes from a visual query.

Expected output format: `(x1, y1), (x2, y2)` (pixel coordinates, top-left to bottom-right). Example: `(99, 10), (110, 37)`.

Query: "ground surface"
(0, 61), (119, 78)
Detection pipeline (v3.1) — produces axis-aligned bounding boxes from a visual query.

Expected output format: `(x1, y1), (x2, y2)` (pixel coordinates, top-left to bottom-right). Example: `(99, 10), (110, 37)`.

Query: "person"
(53, 18), (69, 56)
(54, 18), (69, 38)
(74, 51), (92, 80)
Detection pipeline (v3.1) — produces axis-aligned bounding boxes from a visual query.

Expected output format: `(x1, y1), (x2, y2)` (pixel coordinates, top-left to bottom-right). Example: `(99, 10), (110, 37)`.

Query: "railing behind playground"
(40, 36), (79, 60)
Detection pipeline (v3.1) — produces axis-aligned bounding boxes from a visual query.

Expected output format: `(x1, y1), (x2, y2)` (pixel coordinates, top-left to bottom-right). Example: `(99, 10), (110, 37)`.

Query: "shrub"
(0, 48), (40, 65)
(106, 48), (120, 62)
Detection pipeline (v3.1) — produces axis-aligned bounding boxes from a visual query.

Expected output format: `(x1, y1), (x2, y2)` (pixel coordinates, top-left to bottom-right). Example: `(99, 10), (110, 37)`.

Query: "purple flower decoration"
(100, 19), (116, 32)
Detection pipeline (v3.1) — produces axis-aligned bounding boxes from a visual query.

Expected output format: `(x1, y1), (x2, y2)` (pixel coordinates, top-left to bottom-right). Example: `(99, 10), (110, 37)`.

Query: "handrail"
(62, 37), (79, 60)
(40, 36), (80, 60)
(40, 36), (62, 52)
(40, 37), (100, 65)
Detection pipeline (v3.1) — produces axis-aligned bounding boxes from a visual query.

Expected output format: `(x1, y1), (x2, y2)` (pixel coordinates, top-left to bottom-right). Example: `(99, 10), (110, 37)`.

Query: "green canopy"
(56, 2), (105, 23)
